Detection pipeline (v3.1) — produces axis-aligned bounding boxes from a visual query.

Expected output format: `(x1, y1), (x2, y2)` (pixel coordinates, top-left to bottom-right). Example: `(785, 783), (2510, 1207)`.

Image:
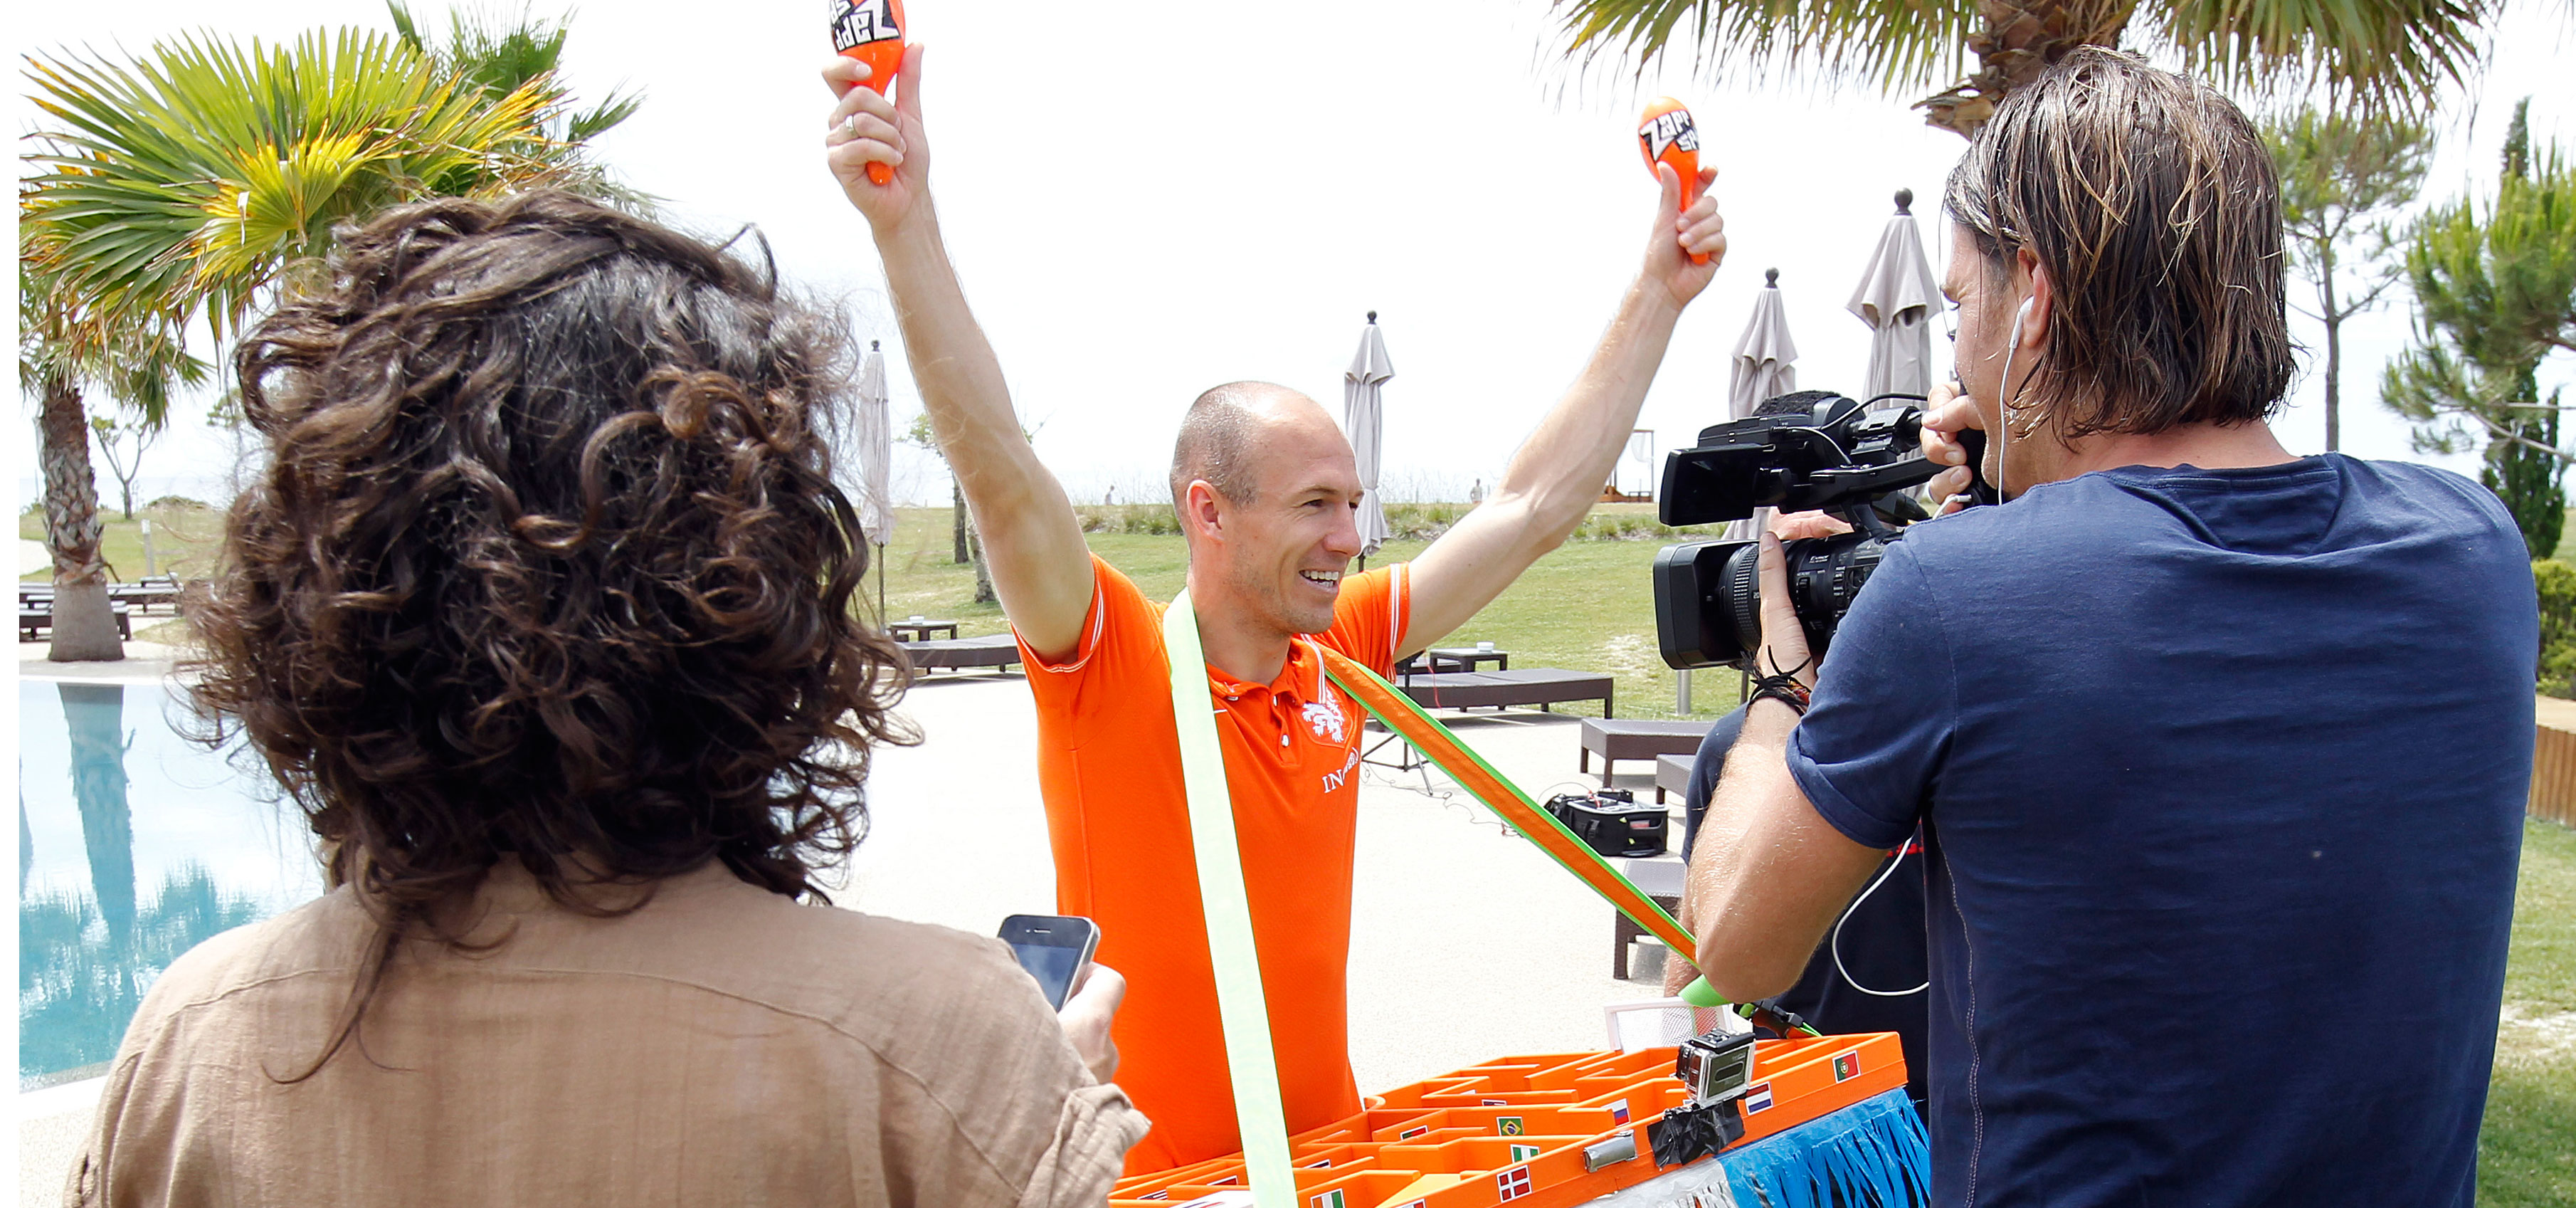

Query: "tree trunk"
(951, 479), (969, 564)
(1918, 0), (2136, 137)
(38, 374), (125, 662)
(2321, 244), (2342, 453)
(969, 520), (996, 605)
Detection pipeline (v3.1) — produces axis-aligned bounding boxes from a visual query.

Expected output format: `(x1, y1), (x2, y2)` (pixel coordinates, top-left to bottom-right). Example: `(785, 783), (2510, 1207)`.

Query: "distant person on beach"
(824, 48), (1727, 1171)
(65, 192), (1144, 1208)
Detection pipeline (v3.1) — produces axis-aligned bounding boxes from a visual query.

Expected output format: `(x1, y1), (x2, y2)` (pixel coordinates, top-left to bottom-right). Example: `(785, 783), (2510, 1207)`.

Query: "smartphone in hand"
(998, 914), (1099, 1011)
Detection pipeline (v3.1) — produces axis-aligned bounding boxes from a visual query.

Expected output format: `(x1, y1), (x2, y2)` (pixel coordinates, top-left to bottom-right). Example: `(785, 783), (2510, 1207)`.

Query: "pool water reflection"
(18, 678), (322, 1088)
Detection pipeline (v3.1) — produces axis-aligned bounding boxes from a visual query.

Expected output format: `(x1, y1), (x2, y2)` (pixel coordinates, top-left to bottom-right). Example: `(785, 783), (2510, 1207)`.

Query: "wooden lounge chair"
(1612, 856), (1686, 979)
(899, 634), (1021, 678)
(1393, 668), (1615, 718)
(108, 575), (184, 615)
(1654, 753), (1694, 805)
(1578, 718), (1716, 787)
(19, 597), (132, 641)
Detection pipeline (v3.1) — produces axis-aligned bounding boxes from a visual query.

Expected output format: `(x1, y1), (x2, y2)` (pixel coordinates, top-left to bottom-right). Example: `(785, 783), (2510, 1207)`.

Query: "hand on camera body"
(1918, 378), (1985, 516)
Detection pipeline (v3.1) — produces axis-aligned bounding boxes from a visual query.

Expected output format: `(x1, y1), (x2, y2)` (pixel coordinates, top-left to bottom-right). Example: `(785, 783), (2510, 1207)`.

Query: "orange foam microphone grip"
(1637, 97), (1706, 265)
(829, 0), (908, 185)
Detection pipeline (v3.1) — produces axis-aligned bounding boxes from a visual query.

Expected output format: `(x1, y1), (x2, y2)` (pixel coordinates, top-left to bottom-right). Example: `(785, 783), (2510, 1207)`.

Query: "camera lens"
(1720, 542), (1764, 657)
(1713, 532), (1887, 663)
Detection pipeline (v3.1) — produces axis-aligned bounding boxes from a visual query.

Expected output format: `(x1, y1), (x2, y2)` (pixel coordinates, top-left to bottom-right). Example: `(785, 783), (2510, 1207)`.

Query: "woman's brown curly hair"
(189, 191), (914, 1071)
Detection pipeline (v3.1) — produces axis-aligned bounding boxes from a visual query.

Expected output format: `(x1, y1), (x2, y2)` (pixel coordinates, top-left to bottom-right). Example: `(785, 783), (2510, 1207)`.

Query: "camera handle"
(1838, 500), (1903, 542)
(1955, 429), (2002, 506)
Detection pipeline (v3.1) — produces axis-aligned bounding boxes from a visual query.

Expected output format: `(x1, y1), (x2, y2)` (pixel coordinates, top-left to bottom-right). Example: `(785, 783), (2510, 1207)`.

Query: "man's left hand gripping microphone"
(829, 0), (908, 186)
(1637, 98), (1707, 266)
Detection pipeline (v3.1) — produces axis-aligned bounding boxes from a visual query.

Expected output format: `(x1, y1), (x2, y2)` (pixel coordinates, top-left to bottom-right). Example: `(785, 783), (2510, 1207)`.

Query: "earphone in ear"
(1994, 293), (2037, 501)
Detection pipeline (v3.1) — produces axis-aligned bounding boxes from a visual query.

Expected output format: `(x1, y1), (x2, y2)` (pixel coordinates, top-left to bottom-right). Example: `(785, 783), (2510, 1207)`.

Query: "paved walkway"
(19, 663), (1691, 1201)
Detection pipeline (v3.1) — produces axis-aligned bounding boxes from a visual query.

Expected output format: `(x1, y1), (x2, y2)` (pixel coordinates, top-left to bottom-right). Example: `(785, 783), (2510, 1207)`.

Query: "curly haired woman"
(64, 191), (1146, 1207)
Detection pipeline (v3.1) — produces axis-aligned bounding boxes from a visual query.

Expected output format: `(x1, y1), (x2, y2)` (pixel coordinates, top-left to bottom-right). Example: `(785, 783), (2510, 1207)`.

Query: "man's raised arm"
(823, 49), (1093, 659)
(1402, 165), (1726, 653)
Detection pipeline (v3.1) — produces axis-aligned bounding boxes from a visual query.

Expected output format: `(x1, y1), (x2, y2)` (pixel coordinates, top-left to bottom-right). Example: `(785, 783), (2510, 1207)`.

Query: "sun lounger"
(1393, 668), (1615, 718)
(1612, 856), (1686, 979)
(1655, 753), (1694, 804)
(109, 576), (185, 615)
(20, 599), (132, 641)
(1579, 718), (1715, 787)
(899, 634), (1021, 678)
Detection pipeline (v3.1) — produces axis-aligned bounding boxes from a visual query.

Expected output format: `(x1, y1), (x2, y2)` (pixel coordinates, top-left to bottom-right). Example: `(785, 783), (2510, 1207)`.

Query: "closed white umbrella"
(1343, 312), (1395, 560)
(1730, 268), (1798, 419)
(1847, 189), (1946, 401)
(855, 340), (896, 619)
(1726, 271), (1800, 542)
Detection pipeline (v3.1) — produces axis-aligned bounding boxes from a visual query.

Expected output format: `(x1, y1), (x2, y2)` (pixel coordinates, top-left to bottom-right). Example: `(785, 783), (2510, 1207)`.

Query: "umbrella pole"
(876, 543), (887, 626)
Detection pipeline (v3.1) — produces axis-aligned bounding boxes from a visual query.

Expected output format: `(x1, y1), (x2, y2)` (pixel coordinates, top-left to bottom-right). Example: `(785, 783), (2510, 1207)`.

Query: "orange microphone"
(1637, 97), (1706, 265)
(829, 0), (908, 186)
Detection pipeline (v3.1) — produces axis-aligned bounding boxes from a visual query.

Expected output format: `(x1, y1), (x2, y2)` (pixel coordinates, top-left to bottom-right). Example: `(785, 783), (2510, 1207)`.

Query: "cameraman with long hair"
(1676, 49), (2532, 1207)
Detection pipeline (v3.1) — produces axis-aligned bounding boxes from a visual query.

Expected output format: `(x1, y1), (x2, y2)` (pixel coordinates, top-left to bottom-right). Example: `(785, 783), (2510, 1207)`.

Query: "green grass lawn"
(2483, 817), (2576, 1207)
(19, 501), (225, 583)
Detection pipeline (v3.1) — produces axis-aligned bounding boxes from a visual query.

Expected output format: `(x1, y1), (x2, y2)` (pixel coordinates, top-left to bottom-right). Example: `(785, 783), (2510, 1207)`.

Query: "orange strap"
(1317, 647), (1699, 960)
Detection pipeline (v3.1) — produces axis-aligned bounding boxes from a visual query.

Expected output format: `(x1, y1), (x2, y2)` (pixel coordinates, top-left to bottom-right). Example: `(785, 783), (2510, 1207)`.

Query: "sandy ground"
(18, 646), (1692, 1203)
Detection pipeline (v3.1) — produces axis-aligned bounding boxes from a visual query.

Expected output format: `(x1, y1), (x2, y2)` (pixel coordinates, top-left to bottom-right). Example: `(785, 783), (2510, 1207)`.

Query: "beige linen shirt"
(66, 859), (1147, 1207)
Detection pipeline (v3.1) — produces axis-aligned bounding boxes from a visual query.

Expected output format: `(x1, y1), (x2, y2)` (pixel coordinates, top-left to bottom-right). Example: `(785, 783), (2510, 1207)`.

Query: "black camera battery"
(1544, 789), (1669, 858)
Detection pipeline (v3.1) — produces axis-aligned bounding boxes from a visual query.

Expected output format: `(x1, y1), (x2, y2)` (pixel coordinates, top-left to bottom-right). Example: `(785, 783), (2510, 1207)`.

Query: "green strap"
(1319, 654), (1735, 1012)
(1161, 592), (1297, 1207)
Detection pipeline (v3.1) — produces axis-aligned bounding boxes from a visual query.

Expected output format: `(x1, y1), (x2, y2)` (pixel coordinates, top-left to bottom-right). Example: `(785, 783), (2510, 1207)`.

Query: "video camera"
(1651, 391), (1986, 669)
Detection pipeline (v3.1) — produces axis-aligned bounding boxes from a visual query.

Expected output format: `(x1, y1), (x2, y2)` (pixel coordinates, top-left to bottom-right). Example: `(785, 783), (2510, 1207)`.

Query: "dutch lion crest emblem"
(1303, 698), (1349, 745)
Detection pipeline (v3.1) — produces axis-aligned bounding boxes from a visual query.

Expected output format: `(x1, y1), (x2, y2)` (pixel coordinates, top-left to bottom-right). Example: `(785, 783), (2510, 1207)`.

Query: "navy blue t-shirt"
(1785, 455), (2533, 1208)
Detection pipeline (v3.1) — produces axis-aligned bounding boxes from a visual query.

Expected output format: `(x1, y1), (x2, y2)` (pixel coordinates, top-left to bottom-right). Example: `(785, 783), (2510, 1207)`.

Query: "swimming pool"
(17, 676), (322, 1090)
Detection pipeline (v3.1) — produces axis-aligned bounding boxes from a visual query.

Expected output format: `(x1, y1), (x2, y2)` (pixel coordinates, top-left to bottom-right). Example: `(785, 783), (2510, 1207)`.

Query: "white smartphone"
(998, 913), (1099, 1011)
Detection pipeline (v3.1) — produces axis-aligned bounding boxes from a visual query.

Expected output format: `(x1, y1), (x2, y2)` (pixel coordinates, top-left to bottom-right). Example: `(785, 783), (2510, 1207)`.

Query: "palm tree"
(18, 256), (204, 661)
(20, 21), (641, 660)
(1552, 0), (2502, 137)
(387, 0), (648, 211)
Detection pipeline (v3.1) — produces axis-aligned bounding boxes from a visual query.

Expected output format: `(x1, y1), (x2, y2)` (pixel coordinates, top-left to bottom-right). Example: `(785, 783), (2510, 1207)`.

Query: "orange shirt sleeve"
(1317, 562), (1409, 674)
(1013, 555), (1161, 747)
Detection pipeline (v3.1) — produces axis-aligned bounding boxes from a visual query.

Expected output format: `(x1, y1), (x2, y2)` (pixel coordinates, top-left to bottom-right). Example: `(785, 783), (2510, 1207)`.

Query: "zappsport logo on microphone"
(830, 0), (902, 51)
(1639, 109), (1699, 162)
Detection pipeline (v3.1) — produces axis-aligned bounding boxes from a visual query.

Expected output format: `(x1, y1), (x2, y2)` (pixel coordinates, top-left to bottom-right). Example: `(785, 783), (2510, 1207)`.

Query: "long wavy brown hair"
(189, 191), (914, 1073)
(1943, 46), (2295, 439)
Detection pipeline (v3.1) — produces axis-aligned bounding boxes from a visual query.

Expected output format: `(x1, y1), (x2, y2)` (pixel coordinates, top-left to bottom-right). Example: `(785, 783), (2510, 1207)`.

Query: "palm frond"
(2153, 0), (2495, 112)
(21, 26), (572, 340)
(1553, 0), (1979, 98)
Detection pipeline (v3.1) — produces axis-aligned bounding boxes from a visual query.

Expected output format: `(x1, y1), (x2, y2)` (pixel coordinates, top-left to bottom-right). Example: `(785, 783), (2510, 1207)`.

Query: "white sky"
(14, 1), (2576, 510)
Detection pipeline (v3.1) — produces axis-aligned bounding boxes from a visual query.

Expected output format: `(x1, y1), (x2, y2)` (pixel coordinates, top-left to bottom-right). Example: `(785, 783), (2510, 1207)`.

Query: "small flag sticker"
(1497, 1166), (1535, 1201)
(1398, 1125), (1429, 1140)
(1833, 1052), (1860, 1081)
(1497, 1116), (1525, 1135)
(1610, 1099), (1631, 1125)
(1303, 1157), (1334, 1169)
(1310, 1191), (1346, 1208)
(1483, 1098), (1509, 1106)
(1744, 1081), (1773, 1113)
(1509, 1143), (1541, 1162)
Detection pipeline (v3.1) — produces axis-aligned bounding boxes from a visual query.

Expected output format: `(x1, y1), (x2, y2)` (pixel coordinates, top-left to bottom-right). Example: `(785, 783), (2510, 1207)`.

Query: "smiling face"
(1178, 389), (1366, 640)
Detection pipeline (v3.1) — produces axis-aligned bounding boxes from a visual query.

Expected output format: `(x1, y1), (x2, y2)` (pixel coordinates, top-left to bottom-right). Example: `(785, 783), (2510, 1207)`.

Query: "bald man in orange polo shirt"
(825, 50), (1728, 1172)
